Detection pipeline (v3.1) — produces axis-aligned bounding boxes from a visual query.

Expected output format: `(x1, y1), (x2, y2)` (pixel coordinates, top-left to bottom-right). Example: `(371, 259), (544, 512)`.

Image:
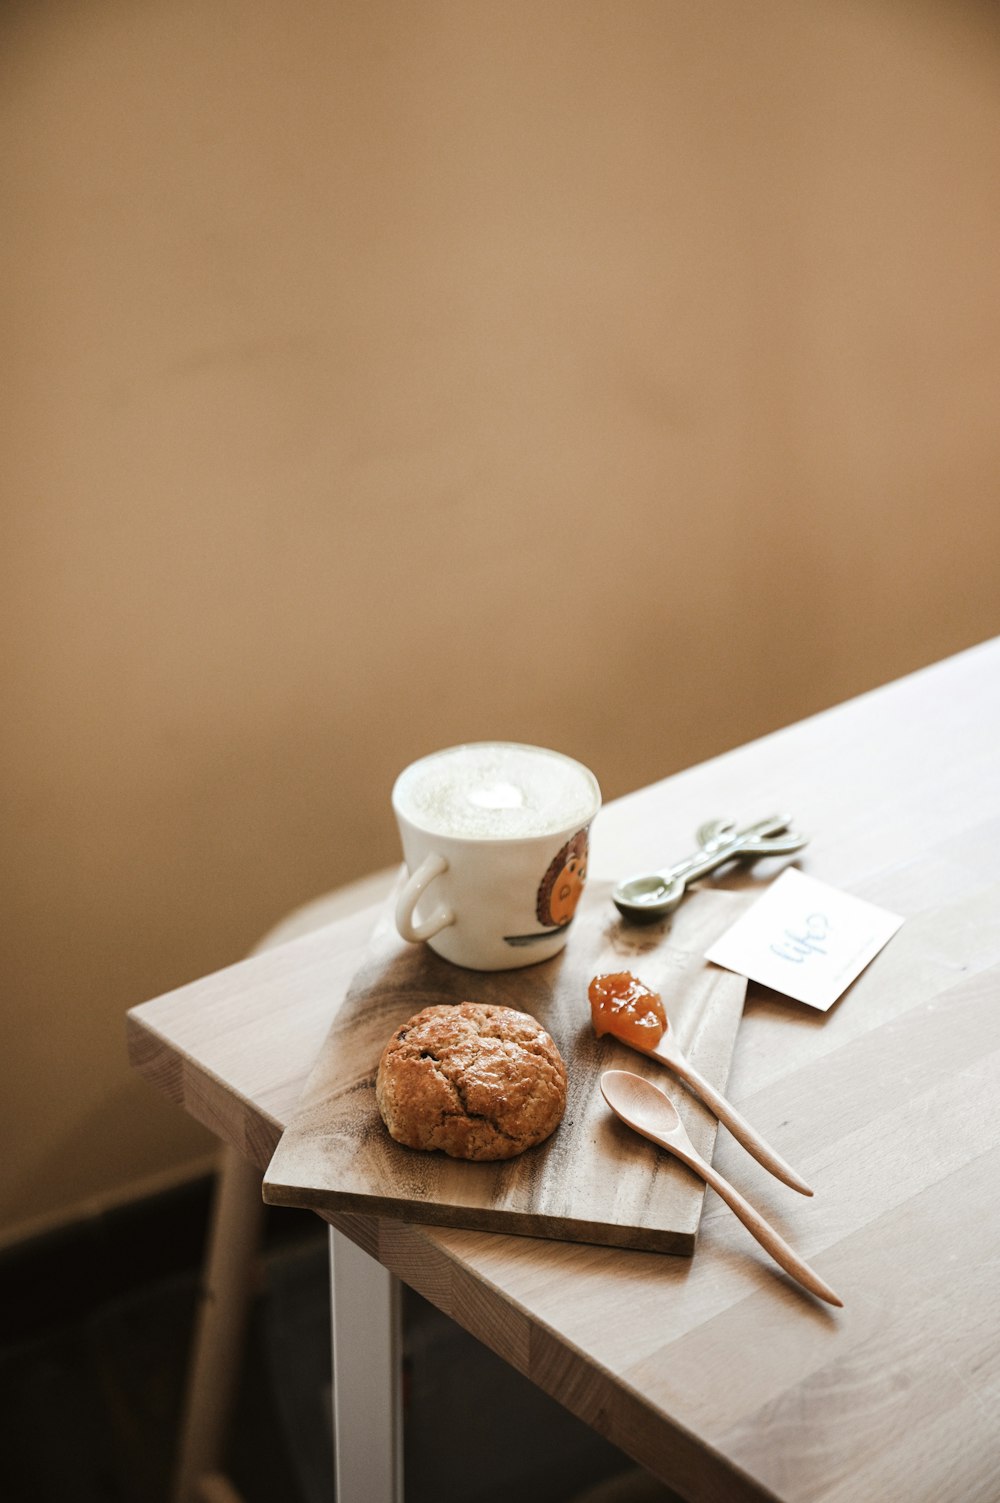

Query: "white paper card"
(704, 868), (904, 1011)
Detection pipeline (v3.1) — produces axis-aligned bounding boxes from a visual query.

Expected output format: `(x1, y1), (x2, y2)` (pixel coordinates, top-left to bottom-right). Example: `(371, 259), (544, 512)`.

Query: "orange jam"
(588, 971), (667, 1050)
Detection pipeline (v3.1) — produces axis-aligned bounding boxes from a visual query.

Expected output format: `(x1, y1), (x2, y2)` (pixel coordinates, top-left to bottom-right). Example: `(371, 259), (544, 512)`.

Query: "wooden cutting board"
(263, 882), (749, 1253)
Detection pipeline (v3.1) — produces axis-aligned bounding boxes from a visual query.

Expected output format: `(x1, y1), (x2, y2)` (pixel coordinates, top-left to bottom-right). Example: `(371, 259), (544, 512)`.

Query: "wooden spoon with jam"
(589, 971), (813, 1196)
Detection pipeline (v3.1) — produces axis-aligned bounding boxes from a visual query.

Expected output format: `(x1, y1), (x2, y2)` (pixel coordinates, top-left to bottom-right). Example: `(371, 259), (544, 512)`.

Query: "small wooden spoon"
(601, 1070), (842, 1307)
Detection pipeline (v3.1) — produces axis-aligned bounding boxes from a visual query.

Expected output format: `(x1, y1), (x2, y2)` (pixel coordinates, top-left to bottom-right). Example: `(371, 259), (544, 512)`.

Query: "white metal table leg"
(329, 1225), (403, 1503)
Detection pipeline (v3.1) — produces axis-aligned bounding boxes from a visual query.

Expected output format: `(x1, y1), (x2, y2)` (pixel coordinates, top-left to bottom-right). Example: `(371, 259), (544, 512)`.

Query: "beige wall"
(3, 0), (1000, 1244)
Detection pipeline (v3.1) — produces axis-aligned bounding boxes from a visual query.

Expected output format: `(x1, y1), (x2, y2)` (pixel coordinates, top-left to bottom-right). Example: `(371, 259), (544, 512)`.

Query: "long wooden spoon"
(589, 972), (813, 1195)
(642, 1016), (812, 1195)
(600, 1070), (842, 1307)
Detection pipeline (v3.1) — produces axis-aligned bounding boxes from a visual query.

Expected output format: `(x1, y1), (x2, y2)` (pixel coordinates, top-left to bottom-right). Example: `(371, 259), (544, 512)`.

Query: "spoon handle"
(663, 1045), (813, 1197)
(694, 1156), (843, 1308)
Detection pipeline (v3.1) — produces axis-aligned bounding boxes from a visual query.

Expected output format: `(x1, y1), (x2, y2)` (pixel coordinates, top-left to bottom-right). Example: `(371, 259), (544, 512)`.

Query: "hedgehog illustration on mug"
(536, 827), (589, 928)
(501, 825), (591, 949)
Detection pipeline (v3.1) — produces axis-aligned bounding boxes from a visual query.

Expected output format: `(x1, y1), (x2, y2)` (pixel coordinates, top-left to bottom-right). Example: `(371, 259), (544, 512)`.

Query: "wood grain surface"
(263, 886), (749, 1252)
(127, 638), (1000, 1503)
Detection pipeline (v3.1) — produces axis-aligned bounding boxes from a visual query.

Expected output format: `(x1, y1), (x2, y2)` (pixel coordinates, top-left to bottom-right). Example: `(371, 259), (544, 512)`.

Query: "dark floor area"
(0, 1179), (680, 1502)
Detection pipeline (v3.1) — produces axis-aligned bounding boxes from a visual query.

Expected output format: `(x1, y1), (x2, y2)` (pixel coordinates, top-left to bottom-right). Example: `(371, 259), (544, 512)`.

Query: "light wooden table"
(128, 638), (1000, 1503)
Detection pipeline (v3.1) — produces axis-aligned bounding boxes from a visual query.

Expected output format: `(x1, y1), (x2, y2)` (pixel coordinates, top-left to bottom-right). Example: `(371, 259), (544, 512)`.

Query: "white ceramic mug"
(391, 742), (602, 971)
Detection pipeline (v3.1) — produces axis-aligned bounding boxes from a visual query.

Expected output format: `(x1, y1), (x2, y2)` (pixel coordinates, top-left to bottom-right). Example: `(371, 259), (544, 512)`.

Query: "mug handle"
(395, 853), (454, 942)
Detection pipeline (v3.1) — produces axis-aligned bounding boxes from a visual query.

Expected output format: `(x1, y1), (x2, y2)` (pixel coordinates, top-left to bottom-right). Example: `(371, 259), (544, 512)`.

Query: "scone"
(375, 1001), (567, 1161)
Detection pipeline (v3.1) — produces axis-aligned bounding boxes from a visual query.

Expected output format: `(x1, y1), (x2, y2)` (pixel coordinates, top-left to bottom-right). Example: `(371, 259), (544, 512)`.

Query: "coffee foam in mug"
(394, 743), (598, 841)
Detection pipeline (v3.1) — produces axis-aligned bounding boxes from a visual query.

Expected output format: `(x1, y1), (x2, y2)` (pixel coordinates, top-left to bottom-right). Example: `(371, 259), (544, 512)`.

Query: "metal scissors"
(612, 814), (808, 922)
